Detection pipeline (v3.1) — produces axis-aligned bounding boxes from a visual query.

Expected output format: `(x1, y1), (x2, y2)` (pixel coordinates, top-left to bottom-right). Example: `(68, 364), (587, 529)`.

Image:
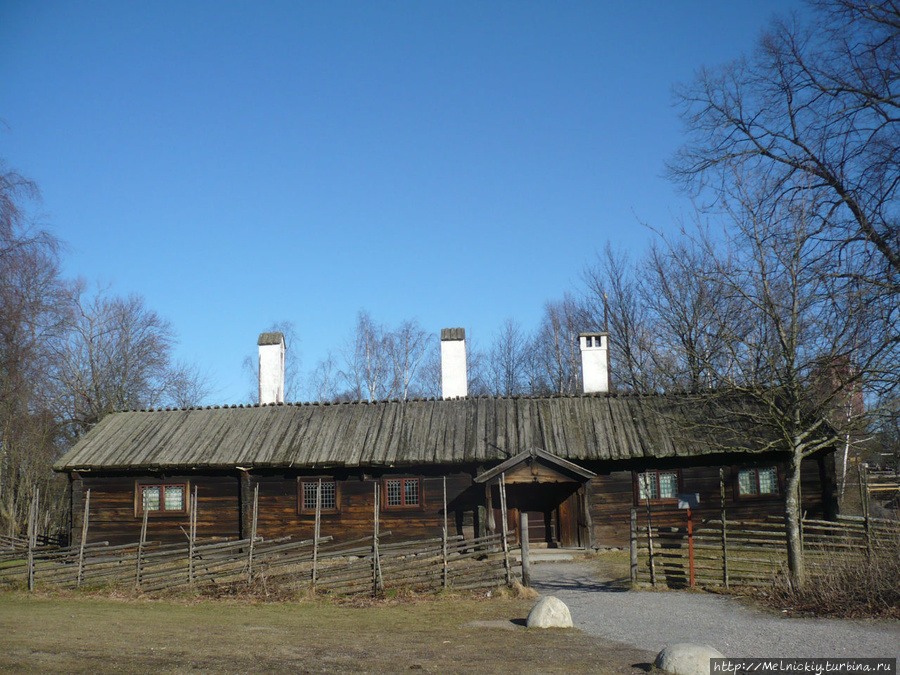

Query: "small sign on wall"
(677, 493), (700, 509)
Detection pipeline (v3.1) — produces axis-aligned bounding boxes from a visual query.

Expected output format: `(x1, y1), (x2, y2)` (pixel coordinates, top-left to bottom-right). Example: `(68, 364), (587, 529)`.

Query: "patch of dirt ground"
(0, 591), (654, 674)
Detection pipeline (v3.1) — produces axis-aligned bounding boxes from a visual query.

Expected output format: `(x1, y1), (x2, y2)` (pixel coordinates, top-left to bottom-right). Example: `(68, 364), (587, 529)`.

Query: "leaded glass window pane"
(758, 468), (777, 494)
(303, 482), (318, 510)
(320, 482), (336, 509)
(404, 480), (419, 506)
(638, 473), (658, 500)
(303, 482), (337, 510)
(659, 473), (678, 499)
(143, 486), (161, 511)
(386, 479), (403, 507)
(738, 469), (757, 495)
(164, 486), (184, 511)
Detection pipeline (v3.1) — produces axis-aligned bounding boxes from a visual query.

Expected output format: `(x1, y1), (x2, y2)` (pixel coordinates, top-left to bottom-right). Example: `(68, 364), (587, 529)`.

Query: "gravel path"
(529, 561), (900, 659)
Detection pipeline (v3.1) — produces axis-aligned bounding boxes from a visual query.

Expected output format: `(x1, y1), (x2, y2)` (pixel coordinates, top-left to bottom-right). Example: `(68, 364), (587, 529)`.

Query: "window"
(636, 471), (679, 502)
(299, 479), (339, 513)
(137, 483), (188, 515)
(384, 478), (421, 508)
(737, 467), (778, 496)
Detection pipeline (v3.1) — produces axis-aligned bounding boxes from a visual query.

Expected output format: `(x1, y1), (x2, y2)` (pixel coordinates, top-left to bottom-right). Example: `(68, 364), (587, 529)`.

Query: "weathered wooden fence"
(631, 509), (900, 588)
(0, 530), (516, 595)
(0, 476), (521, 596)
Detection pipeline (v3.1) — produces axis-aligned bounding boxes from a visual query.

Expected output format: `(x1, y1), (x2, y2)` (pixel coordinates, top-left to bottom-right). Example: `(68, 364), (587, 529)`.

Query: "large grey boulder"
(654, 643), (725, 675)
(526, 596), (573, 628)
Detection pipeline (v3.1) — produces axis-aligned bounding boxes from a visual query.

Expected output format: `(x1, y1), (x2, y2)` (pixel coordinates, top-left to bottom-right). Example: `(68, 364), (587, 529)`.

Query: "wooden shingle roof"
(54, 393), (769, 472)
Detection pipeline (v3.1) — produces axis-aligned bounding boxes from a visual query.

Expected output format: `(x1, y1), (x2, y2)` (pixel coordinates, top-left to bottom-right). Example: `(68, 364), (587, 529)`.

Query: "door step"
(513, 548), (585, 563)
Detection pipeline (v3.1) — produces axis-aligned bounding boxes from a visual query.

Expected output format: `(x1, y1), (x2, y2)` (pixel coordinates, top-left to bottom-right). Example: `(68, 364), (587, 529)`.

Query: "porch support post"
(484, 482), (495, 533)
(581, 481), (594, 549)
(519, 511), (531, 587)
(70, 473), (84, 547)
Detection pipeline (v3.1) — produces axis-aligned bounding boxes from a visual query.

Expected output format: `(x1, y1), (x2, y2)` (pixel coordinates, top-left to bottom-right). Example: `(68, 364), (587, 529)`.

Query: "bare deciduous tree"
(386, 318), (432, 400)
(531, 296), (585, 394)
(0, 163), (67, 536)
(667, 0), (900, 586)
(341, 310), (390, 401)
(582, 245), (659, 392)
(670, 0), (900, 297)
(642, 235), (745, 392)
(486, 318), (531, 396)
(307, 351), (339, 402)
(51, 283), (210, 438)
(684, 182), (898, 587)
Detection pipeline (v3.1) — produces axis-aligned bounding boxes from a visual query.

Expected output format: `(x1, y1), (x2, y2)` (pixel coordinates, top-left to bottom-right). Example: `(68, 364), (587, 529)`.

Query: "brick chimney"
(258, 332), (285, 404)
(579, 332), (609, 394)
(440, 327), (467, 399)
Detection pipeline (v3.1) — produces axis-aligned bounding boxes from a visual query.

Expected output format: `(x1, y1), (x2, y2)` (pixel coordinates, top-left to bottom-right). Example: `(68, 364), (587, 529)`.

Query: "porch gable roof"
(474, 447), (597, 484)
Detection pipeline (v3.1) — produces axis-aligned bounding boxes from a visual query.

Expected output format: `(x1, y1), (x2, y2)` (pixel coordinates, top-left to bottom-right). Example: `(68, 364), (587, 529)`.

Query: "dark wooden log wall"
(65, 451), (837, 549)
(241, 470), (480, 543)
(70, 473), (241, 546)
(586, 455), (834, 548)
(68, 470), (482, 546)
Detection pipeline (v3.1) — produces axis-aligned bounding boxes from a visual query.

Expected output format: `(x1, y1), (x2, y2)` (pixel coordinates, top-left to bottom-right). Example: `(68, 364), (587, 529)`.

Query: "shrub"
(769, 533), (900, 618)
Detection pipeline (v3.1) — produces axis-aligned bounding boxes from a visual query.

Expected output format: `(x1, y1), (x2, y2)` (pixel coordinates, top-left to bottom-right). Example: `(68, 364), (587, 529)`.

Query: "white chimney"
(579, 332), (609, 394)
(440, 327), (467, 399)
(258, 332), (286, 404)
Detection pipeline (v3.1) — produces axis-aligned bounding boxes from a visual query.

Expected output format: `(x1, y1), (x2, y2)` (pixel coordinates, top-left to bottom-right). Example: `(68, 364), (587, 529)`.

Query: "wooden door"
(557, 491), (581, 548)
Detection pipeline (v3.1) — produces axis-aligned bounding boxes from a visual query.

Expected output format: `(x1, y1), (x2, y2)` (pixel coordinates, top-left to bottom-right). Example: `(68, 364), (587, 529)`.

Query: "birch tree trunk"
(783, 454), (805, 588)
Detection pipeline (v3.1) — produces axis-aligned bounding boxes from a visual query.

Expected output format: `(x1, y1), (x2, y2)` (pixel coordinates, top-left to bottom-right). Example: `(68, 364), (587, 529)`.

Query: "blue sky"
(1, 0), (801, 403)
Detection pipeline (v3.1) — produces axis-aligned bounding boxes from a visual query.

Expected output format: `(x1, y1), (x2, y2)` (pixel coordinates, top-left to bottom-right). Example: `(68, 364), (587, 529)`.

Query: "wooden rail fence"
(630, 509), (900, 588)
(0, 530), (516, 595)
(0, 475), (522, 596)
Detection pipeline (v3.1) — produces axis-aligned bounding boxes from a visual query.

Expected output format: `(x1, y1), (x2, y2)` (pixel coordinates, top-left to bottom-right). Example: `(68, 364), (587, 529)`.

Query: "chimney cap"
(258, 332), (285, 347)
(578, 331), (608, 338)
(441, 327), (466, 341)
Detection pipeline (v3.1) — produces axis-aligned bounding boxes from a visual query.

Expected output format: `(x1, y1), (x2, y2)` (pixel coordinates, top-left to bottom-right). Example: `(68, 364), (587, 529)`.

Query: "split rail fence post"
(188, 486), (198, 586)
(27, 490), (38, 591)
(372, 481), (383, 596)
(687, 507), (695, 588)
(719, 468), (728, 588)
(499, 473), (511, 586)
(442, 476), (448, 590)
(639, 475), (657, 587)
(861, 465), (872, 559)
(76, 488), (91, 589)
(312, 479), (321, 592)
(519, 511), (530, 587)
(136, 507), (148, 588)
(248, 484), (259, 583)
(629, 508), (638, 587)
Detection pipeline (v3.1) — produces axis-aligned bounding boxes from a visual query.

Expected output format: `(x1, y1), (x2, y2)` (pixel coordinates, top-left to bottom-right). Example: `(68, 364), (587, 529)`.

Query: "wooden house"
(54, 330), (838, 549)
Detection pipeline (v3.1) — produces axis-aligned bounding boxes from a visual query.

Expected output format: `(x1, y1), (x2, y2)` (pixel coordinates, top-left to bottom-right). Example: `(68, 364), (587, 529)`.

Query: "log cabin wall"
(70, 472), (241, 546)
(585, 454), (835, 548)
(231, 469), (477, 544)
(70, 470), (480, 547)
(65, 451), (836, 549)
